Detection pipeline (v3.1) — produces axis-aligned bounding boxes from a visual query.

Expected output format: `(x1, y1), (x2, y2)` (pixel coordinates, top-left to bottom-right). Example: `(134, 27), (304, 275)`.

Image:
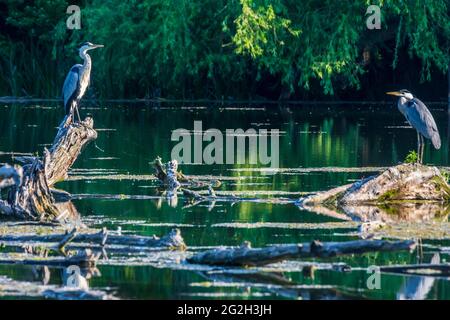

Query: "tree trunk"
(46, 116), (97, 185)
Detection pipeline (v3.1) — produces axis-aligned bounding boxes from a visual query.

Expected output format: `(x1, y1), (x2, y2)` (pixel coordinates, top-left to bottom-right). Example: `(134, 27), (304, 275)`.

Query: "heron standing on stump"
(62, 42), (103, 122)
(386, 89), (441, 164)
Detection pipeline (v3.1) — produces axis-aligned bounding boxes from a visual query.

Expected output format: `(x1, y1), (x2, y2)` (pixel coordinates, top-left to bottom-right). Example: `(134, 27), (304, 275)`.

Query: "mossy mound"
(341, 163), (450, 203)
(298, 163), (450, 222)
(304, 163), (450, 205)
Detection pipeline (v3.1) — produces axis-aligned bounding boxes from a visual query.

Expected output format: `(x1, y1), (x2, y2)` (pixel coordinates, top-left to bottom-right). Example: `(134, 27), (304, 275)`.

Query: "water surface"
(0, 102), (449, 299)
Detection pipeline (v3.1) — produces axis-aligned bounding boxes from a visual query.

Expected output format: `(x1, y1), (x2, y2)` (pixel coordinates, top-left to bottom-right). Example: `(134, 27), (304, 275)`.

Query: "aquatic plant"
(404, 150), (418, 163)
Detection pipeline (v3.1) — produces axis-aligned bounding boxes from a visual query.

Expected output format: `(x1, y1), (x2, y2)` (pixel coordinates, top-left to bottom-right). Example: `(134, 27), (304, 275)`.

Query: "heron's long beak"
(92, 44), (104, 49)
(386, 91), (402, 97)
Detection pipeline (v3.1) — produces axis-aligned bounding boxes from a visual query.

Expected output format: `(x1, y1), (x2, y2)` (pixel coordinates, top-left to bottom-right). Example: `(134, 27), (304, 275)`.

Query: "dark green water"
(0, 102), (449, 299)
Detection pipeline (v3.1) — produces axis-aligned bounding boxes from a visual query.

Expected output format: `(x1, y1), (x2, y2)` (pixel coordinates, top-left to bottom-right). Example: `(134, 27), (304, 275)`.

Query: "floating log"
(0, 248), (99, 268)
(187, 239), (416, 267)
(42, 288), (117, 300)
(0, 228), (186, 250)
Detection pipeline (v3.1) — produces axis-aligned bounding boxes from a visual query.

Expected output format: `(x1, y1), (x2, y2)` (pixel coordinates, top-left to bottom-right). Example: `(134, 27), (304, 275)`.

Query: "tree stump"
(46, 116), (97, 185)
(0, 116), (97, 223)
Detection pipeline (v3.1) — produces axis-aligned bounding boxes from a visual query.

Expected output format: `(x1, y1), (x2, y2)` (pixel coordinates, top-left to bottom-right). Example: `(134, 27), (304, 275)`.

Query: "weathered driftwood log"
(12, 116), (97, 186)
(5, 158), (61, 221)
(152, 157), (223, 210)
(187, 239), (416, 267)
(153, 156), (221, 189)
(0, 116), (97, 222)
(42, 287), (117, 300)
(46, 116), (97, 185)
(0, 248), (99, 268)
(153, 157), (188, 186)
(0, 228), (186, 250)
(298, 163), (450, 222)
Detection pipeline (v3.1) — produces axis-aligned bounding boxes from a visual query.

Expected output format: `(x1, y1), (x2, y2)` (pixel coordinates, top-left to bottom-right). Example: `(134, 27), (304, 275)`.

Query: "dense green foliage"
(0, 0), (449, 99)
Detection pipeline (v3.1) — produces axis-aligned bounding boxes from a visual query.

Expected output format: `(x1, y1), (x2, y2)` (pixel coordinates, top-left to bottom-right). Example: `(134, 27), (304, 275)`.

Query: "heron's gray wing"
(62, 64), (82, 113)
(404, 98), (441, 149)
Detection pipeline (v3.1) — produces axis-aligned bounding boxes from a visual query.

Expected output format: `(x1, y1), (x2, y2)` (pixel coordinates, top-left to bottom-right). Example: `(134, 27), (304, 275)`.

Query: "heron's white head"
(386, 89), (414, 100)
(79, 42), (104, 57)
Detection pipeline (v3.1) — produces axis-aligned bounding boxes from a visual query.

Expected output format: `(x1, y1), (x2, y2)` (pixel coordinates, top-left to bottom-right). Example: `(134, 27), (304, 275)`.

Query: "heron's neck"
(397, 96), (415, 118)
(79, 50), (92, 70)
(399, 96), (408, 105)
(397, 97), (408, 115)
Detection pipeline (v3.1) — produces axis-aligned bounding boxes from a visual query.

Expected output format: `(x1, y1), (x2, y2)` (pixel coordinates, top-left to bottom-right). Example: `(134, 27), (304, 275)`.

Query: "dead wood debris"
(0, 115), (97, 223)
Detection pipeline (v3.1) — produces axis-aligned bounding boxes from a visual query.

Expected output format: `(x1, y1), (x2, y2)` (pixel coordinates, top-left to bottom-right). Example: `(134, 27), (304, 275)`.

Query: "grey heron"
(386, 89), (441, 163)
(62, 42), (103, 121)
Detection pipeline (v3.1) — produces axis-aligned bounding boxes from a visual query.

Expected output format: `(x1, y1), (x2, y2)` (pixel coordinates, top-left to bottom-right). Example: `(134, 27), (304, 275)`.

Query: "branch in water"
(0, 228), (187, 251)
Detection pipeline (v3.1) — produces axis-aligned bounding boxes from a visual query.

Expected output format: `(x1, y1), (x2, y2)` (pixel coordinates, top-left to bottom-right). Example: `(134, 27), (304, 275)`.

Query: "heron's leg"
(74, 105), (81, 122)
(420, 135), (425, 164)
(416, 132), (421, 163)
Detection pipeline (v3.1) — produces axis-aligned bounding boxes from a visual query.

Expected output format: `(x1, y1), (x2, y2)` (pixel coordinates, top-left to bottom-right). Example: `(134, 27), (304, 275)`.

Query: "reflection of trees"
(227, 116), (365, 194)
